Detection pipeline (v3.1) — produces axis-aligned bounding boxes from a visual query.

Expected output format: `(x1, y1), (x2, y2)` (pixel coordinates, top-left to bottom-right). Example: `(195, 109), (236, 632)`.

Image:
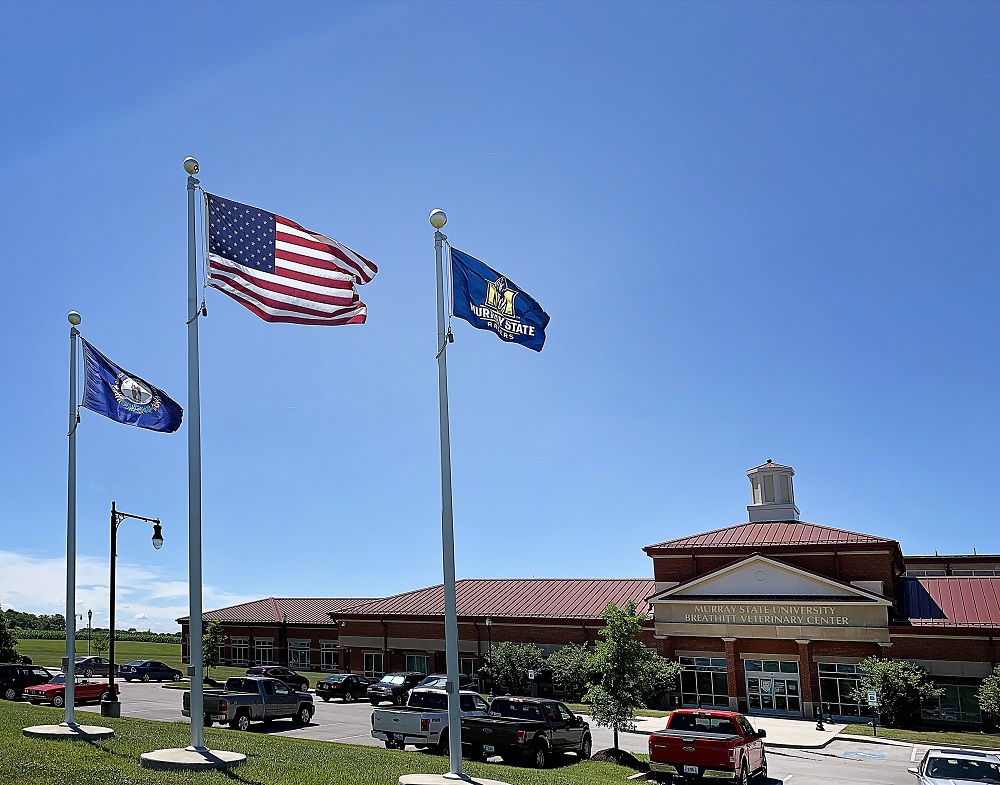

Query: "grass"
(563, 702), (671, 719)
(843, 723), (1000, 748)
(1, 700), (640, 785)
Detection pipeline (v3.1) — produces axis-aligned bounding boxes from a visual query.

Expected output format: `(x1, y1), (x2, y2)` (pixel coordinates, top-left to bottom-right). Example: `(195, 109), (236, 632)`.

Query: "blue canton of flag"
(81, 339), (183, 433)
(450, 247), (549, 352)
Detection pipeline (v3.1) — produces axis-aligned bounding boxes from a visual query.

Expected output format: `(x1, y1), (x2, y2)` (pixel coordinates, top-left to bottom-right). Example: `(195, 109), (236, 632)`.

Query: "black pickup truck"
(460, 696), (592, 768)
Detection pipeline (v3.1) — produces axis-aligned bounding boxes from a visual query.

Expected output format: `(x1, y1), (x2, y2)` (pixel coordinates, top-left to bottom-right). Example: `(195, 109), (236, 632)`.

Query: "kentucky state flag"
(81, 339), (183, 433)
(450, 247), (550, 352)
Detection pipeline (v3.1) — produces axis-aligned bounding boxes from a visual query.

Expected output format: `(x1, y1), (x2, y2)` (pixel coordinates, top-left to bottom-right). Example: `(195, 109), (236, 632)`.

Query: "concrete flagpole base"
(139, 746), (246, 771)
(399, 775), (512, 785)
(23, 722), (115, 741)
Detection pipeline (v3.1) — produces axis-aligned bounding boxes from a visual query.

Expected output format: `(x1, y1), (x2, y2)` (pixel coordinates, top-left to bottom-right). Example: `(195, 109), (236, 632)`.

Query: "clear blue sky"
(1, 1), (998, 632)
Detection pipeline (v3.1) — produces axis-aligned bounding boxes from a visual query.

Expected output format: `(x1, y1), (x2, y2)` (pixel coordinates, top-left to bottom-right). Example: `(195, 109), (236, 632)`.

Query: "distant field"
(14, 638), (337, 687)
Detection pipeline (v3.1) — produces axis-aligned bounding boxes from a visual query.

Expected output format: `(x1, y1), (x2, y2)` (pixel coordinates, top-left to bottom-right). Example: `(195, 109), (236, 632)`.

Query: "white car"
(909, 748), (1000, 784)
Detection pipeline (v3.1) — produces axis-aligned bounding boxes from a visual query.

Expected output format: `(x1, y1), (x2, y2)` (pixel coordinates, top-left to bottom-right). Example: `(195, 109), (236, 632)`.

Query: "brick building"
(179, 459), (1000, 726)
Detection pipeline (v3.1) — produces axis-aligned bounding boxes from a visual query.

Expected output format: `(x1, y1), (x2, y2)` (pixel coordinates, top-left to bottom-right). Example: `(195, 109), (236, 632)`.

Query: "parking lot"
(20, 681), (924, 783)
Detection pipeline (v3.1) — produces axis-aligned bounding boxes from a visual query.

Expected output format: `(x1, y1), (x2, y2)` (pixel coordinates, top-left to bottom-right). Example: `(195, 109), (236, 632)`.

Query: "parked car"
(461, 696), (592, 768)
(648, 708), (766, 783)
(315, 673), (371, 702)
(60, 656), (112, 677)
(182, 676), (313, 731)
(372, 687), (488, 752)
(908, 748), (1000, 784)
(0, 663), (52, 701)
(23, 674), (119, 708)
(244, 665), (309, 692)
(367, 672), (425, 706)
(117, 660), (183, 682)
(418, 673), (479, 691)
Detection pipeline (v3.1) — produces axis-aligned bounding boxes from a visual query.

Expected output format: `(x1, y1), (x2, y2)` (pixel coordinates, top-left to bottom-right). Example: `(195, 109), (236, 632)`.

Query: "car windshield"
(926, 757), (1000, 783)
(125, 661), (145, 666)
(381, 675), (406, 685)
(48, 675), (66, 684)
(667, 715), (739, 735)
(489, 700), (544, 721)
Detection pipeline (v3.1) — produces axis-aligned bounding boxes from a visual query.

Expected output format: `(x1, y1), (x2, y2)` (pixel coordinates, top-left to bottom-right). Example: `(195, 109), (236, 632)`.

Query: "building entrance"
(745, 659), (802, 716)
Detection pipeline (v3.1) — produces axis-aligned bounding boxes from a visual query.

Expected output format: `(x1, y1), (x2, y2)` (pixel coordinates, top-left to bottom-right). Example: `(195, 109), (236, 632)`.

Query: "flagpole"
(65, 311), (81, 726)
(429, 210), (464, 776)
(184, 157), (206, 751)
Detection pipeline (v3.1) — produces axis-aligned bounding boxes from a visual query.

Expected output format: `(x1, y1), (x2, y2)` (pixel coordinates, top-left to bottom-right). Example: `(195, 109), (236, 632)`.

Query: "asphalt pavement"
(37, 681), (926, 783)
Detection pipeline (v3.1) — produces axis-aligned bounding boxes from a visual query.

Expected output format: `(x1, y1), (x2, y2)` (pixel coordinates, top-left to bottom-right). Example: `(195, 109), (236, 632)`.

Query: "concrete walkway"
(593, 714), (846, 749)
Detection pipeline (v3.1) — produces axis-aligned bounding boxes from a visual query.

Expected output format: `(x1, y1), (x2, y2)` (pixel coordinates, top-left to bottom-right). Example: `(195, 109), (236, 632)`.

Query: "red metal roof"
(903, 577), (1000, 628)
(644, 521), (893, 551)
(177, 597), (372, 624)
(340, 578), (656, 620)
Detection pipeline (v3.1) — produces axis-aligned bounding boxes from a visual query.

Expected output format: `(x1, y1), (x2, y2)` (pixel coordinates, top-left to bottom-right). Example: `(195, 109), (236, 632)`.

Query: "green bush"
(851, 656), (943, 728)
(546, 643), (592, 702)
(978, 664), (1000, 718)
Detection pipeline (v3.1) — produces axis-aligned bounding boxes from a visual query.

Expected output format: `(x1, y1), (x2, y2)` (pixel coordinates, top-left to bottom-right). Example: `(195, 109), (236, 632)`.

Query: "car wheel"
(174, 672), (183, 681)
(580, 735), (592, 760)
(756, 752), (767, 780)
(230, 712), (251, 731)
(84, 669), (94, 677)
(736, 759), (749, 785)
(343, 691), (354, 703)
(124, 678), (132, 682)
(394, 692), (406, 706)
(53, 694), (65, 708)
(321, 696), (330, 702)
(436, 731), (449, 756)
(370, 698), (380, 706)
(141, 674), (151, 683)
(296, 705), (312, 724)
(531, 743), (548, 769)
(3, 687), (16, 701)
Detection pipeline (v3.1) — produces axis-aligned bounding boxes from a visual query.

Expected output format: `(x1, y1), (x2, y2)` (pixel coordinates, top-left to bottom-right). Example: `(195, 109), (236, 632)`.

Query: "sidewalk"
(594, 714), (846, 749)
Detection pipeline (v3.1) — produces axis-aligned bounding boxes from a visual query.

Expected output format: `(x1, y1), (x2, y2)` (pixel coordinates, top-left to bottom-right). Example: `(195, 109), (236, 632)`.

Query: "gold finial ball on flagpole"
(429, 209), (447, 229)
(183, 157), (200, 175)
(67, 311), (82, 326)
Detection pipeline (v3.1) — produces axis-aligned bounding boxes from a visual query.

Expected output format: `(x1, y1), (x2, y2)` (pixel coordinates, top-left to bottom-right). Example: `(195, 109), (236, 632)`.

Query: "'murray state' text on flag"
(206, 193), (378, 325)
(81, 339), (183, 433)
(450, 246), (550, 351)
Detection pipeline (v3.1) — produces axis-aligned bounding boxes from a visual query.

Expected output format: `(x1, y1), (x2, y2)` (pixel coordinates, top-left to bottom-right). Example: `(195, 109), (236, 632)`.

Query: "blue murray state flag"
(450, 247), (550, 352)
(81, 339), (183, 433)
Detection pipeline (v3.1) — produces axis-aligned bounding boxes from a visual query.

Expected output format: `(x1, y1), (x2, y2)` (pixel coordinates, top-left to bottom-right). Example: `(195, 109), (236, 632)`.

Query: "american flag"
(206, 193), (378, 325)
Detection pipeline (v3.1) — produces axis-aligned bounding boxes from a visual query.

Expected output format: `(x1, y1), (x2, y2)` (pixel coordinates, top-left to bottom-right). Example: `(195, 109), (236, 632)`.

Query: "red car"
(648, 708), (767, 784)
(22, 674), (119, 708)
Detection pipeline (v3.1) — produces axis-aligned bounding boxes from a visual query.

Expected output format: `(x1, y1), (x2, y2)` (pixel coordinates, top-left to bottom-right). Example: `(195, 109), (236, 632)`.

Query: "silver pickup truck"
(372, 687), (488, 753)
(182, 676), (314, 731)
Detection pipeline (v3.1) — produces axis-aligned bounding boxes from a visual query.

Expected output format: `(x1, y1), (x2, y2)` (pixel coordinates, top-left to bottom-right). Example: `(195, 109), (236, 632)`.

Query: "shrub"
(546, 643), (592, 702)
(850, 656), (943, 728)
(488, 641), (545, 696)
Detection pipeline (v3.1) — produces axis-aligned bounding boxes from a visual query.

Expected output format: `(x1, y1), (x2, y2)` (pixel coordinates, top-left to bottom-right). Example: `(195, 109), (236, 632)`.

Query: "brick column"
(723, 638), (739, 711)
(796, 639), (815, 719)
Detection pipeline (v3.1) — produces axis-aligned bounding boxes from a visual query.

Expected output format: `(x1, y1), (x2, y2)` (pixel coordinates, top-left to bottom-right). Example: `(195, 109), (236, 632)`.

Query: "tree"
(488, 641), (545, 696)
(0, 607), (19, 662)
(978, 665), (1000, 719)
(91, 631), (110, 657)
(203, 620), (226, 675)
(583, 601), (655, 750)
(850, 656), (943, 728)
(547, 643), (592, 702)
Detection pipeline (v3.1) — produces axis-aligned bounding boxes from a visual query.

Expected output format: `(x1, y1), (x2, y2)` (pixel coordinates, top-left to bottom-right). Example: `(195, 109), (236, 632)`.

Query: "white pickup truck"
(371, 687), (488, 753)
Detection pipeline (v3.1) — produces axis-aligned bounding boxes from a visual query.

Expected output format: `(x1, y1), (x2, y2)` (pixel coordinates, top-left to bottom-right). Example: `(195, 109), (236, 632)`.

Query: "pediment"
(648, 554), (890, 605)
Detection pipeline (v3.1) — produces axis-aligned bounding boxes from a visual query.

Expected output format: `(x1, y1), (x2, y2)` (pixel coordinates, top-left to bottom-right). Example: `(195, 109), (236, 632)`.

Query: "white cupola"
(746, 459), (799, 522)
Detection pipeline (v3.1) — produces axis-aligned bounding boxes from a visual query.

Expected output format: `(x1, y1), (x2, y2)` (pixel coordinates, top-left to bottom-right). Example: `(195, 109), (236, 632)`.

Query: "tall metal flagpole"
(184, 157), (206, 751)
(65, 311), (82, 725)
(429, 209), (464, 776)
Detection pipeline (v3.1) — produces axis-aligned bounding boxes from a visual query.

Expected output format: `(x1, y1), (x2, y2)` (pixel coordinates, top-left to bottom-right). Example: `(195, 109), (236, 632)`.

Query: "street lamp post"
(485, 618), (493, 697)
(103, 500), (163, 718)
(87, 610), (92, 656)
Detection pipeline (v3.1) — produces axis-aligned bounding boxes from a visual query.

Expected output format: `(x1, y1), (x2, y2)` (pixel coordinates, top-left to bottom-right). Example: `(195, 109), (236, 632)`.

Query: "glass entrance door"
(745, 659), (802, 716)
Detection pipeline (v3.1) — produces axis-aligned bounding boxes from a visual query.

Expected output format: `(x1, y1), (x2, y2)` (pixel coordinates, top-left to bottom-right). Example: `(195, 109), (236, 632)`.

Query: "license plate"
(484, 745), (495, 755)
(684, 765), (699, 774)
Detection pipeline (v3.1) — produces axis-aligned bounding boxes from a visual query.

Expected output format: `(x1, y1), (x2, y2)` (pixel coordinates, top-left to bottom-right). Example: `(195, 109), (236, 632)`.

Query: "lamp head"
(428, 209), (447, 229)
(183, 157), (200, 175)
(151, 522), (164, 550)
(485, 617), (492, 628)
(67, 311), (82, 325)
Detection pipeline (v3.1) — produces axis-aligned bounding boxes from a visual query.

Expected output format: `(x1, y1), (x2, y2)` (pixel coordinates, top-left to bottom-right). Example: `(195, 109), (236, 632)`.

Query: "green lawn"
(1, 700), (639, 785)
(843, 723), (1000, 748)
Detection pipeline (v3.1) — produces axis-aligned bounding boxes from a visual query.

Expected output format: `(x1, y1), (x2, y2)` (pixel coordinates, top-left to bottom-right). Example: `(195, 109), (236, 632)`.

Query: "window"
(320, 641), (338, 672)
(289, 640), (311, 669)
(364, 652), (385, 678)
(818, 662), (862, 718)
(922, 684), (982, 724)
(273, 682), (290, 695)
(460, 657), (477, 676)
(905, 569), (947, 577)
(763, 475), (775, 503)
(406, 655), (430, 674)
(678, 656), (729, 709)
(231, 637), (249, 665)
(254, 637), (274, 665)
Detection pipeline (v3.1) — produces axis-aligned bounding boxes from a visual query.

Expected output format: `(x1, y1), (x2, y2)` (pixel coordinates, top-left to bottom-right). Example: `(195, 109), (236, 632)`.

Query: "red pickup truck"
(648, 708), (766, 783)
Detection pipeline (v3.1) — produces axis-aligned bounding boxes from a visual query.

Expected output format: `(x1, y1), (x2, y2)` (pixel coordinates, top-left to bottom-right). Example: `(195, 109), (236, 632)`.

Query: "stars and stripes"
(206, 193), (378, 325)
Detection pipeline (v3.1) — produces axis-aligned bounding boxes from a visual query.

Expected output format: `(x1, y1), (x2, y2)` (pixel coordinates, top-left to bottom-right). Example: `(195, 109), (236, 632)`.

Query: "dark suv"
(245, 665), (310, 692)
(0, 663), (53, 701)
(367, 671), (425, 705)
